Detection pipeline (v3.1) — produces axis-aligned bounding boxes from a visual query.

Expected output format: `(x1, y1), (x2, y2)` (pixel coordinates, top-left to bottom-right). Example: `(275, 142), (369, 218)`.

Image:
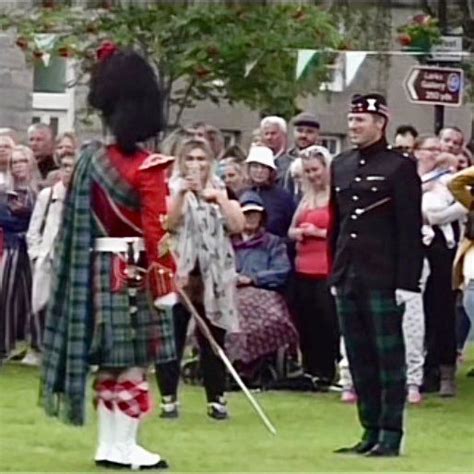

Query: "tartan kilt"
(88, 252), (176, 367)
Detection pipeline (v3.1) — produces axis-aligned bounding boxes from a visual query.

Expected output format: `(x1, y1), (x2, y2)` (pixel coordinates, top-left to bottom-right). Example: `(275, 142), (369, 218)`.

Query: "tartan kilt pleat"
(89, 252), (176, 367)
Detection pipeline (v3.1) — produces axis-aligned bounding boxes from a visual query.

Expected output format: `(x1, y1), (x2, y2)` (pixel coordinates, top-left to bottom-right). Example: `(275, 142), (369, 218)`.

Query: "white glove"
(154, 292), (178, 309)
(330, 286), (337, 297)
(395, 289), (418, 306)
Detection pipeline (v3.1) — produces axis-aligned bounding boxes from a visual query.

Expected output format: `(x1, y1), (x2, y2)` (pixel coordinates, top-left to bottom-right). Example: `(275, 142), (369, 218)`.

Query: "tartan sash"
(90, 148), (140, 211)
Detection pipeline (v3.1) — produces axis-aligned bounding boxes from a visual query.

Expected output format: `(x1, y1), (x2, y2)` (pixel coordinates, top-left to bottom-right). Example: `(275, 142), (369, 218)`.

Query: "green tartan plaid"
(91, 150), (140, 211)
(336, 287), (406, 449)
(89, 252), (175, 367)
(40, 146), (96, 426)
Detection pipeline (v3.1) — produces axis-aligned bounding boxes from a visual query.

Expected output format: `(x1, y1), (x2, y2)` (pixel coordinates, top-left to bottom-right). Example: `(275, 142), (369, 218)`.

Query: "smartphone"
(187, 166), (202, 192)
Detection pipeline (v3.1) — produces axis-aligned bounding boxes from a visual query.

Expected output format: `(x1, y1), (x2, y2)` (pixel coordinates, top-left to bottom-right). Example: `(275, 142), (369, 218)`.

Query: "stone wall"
(0, 32), (33, 139)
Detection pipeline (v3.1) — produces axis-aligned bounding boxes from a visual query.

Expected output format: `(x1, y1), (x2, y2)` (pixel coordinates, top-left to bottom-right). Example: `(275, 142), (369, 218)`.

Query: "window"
(221, 129), (241, 148)
(320, 136), (342, 156)
(33, 56), (67, 93)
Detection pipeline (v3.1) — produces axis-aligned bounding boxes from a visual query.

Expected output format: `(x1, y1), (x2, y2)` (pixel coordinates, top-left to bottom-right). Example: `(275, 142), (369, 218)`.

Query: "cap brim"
(294, 121), (320, 129)
(241, 204), (265, 213)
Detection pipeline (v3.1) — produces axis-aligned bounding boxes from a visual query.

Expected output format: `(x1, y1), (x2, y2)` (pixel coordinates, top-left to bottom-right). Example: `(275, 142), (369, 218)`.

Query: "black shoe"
(207, 400), (228, 420)
(334, 441), (376, 454)
(159, 406), (178, 419)
(422, 370), (440, 393)
(467, 368), (474, 377)
(96, 459), (169, 470)
(159, 396), (179, 419)
(364, 444), (400, 457)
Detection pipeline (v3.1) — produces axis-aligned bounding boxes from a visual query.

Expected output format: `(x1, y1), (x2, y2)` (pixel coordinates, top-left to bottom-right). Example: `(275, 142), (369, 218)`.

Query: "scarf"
(171, 176), (239, 333)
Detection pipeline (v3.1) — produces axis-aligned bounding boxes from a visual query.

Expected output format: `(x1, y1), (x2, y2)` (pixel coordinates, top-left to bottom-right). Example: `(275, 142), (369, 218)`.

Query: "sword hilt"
(126, 240), (142, 286)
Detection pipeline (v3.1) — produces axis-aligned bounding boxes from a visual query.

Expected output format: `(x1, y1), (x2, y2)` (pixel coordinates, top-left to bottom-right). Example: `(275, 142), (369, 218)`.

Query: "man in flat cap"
(281, 112), (322, 195)
(290, 112), (321, 154)
(328, 93), (423, 457)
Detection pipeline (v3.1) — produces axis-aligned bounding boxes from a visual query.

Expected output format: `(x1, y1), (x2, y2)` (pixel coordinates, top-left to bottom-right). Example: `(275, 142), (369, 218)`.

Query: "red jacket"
(92, 145), (175, 297)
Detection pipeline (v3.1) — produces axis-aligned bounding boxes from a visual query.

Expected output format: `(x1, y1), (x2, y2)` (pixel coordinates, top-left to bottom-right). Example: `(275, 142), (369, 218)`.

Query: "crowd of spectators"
(0, 113), (473, 418)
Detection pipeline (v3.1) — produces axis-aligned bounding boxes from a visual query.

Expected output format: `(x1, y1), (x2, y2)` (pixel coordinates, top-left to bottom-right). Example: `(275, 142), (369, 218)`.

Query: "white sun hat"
(245, 145), (276, 170)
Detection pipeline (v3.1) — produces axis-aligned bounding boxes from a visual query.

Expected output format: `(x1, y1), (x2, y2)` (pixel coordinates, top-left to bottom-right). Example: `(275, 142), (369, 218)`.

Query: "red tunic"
(91, 145), (175, 298)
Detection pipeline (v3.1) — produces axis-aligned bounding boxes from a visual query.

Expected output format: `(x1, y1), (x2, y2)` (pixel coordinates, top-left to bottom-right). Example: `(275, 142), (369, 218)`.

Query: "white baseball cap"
(245, 145), (276, 170)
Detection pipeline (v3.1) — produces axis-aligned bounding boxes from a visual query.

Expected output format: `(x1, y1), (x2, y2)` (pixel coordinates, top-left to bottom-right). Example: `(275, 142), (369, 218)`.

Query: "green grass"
(1, 351), (473, 473)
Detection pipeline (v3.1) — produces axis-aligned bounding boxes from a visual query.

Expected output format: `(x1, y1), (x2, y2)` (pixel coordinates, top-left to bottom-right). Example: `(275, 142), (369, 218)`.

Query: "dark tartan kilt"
(88, 252), (176, 368)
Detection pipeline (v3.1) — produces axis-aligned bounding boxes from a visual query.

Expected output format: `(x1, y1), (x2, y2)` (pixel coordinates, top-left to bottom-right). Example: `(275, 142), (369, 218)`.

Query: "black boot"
(422, 367), (440, 393)
(334, 440), (376, 455)
(365, 444), (400, 457)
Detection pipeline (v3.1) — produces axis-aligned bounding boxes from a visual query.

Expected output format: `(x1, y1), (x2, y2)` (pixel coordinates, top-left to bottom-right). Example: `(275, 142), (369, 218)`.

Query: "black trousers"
(155, 302), (226, 403)
(423, 230), (457, 368)
(292, 273), (339, 382)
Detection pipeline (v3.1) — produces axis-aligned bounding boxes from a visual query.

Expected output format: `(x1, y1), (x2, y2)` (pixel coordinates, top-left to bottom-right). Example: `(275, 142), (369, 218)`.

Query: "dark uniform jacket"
(328, 137), (423, 292)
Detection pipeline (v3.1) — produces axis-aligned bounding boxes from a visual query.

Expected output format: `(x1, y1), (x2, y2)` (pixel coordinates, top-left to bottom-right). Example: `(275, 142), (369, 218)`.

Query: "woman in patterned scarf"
(155, 137), (243, 420)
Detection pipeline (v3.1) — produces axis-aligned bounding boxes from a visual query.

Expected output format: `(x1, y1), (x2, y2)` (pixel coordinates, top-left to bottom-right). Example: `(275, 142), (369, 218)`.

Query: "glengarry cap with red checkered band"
(349, 93), (389, 120)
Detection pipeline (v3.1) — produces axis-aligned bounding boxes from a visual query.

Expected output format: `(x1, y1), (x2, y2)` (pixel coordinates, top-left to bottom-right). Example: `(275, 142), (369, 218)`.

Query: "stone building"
(0, 0), (472, 151)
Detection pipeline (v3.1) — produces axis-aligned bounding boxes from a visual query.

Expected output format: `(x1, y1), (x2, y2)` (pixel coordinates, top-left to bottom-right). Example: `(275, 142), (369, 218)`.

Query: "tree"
(0, 2), (344, 125)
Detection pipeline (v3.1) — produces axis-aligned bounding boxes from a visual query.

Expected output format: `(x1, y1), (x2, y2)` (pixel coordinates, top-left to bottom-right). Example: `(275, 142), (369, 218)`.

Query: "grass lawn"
(1, 350), (473, 473)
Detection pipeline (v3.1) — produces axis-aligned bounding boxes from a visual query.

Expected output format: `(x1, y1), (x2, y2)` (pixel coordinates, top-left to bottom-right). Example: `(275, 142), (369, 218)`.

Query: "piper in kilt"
(40, 43), (175, 470)
(328, 94), (423, 457)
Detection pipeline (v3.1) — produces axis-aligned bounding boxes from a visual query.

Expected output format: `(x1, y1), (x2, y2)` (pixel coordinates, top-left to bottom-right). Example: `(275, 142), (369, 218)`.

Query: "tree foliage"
(0, 2), (344, 124)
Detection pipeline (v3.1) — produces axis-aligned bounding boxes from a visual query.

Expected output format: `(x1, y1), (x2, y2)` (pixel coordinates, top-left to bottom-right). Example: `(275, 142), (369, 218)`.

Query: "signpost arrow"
(403, 66), (464, 107)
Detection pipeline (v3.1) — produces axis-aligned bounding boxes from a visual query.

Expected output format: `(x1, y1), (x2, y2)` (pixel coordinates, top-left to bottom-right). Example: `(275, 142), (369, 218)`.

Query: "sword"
(126, 239), (144, 337)
(175, 284), (277, 436)
(151, 248), (278, 435)
(354, 197), (392, 216)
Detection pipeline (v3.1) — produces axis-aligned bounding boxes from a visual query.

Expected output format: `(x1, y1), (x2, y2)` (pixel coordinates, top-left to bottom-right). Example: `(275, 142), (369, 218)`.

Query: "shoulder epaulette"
(139, 154), (175, 171)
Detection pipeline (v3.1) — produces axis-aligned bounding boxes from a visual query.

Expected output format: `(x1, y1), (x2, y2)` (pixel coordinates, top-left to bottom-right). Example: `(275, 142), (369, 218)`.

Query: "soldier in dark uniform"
(329, 94), (423, 457)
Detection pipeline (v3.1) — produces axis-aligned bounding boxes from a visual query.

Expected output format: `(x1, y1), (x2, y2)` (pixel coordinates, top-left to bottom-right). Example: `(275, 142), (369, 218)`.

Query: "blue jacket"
(250, 185), (295, 238)
(0, 198), (32, 249)
(232, 231), (291, 290)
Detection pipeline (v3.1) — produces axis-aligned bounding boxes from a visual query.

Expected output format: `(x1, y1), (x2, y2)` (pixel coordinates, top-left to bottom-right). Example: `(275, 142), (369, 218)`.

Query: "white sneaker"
(207, 397), (228, 420)
(20, 350), (42, 367)
(160, 396), (179, 419)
